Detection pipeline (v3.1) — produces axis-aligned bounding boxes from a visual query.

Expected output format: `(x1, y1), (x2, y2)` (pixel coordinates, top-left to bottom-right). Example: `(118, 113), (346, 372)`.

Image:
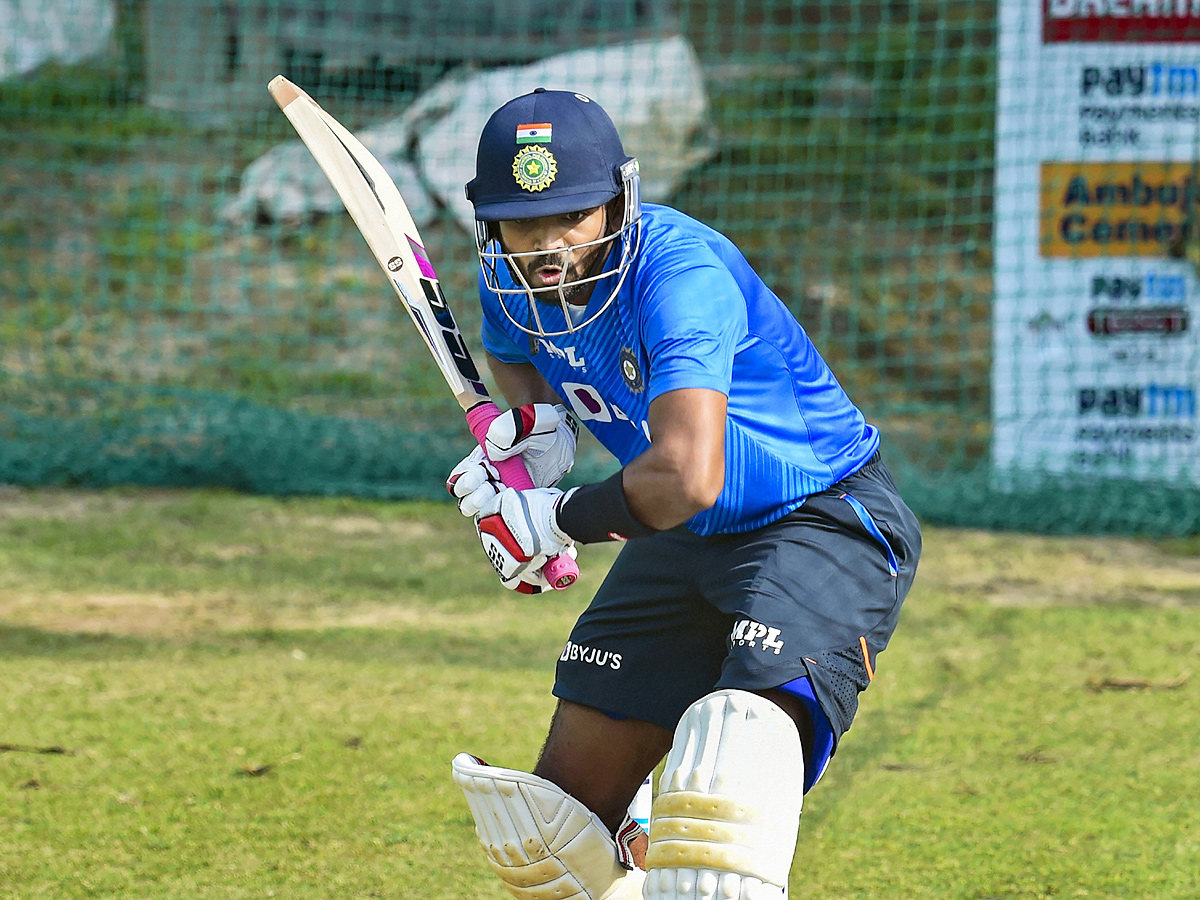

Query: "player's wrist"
(555, 469), (657, 544)
(537, 488), (576, 548)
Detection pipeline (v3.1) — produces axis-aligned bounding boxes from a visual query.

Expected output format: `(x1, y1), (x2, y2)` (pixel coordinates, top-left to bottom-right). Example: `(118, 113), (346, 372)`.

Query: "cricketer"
(447, 88), (922, 900)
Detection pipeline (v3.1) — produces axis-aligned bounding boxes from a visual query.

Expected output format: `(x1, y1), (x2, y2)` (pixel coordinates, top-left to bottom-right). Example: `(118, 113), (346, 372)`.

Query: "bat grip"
(466, 402), (579, 591)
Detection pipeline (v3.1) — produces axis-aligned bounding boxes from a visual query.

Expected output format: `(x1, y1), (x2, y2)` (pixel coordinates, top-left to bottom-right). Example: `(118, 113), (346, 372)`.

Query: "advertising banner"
(993, 1), (1200, 483)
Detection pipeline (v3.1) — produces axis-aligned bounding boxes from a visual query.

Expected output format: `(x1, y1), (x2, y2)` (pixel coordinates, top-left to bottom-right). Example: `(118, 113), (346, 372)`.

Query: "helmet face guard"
(475, 158), (642, 337)
(465, 89), (644, 337)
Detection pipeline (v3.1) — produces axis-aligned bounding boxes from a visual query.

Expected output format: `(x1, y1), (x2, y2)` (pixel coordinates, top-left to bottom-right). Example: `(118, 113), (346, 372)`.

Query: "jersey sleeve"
(637, 242), (747, 402)
(478, 271), (530, 365)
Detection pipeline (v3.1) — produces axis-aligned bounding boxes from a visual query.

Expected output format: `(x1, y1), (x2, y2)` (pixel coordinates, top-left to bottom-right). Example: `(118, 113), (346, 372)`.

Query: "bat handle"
(465, 402), (579, 591)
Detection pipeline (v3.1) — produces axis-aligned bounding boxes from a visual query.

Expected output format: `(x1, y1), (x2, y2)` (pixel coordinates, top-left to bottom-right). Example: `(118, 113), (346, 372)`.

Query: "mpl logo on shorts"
(730, 618), (785, 655)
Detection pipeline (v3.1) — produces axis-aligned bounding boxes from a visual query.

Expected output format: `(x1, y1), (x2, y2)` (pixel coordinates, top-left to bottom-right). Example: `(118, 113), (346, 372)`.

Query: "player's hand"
(475, 487), (577, 582)
(448, 403), (576, 516)
(489, 543), (579, 594)
(483, 403), (577, 488)
(447, 446), (501, 518)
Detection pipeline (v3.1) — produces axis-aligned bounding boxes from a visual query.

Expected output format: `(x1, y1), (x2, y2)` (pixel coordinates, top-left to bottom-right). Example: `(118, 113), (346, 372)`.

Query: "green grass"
(1, 488), (1198, 898)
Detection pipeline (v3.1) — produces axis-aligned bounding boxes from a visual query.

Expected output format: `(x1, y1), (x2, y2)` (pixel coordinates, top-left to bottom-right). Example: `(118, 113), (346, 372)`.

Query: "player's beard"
(522, 237), (612, 308)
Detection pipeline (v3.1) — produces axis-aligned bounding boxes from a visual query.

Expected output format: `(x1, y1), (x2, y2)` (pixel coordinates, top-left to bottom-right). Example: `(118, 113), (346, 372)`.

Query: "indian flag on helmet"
(516, 123), (552, 144)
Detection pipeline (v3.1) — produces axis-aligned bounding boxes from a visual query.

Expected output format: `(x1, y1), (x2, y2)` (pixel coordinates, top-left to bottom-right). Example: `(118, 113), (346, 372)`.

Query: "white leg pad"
(644, 690), (804, 900)
(452, 753), (646, 900)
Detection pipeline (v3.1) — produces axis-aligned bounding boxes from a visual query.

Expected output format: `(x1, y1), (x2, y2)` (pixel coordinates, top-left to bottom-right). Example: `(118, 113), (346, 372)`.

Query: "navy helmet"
(466, 88), (643, 336)
(467, 87), (634, 219)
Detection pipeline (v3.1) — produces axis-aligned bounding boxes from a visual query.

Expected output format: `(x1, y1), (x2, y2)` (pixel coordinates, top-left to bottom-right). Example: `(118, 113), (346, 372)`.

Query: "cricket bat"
(267, 75), (578, 590)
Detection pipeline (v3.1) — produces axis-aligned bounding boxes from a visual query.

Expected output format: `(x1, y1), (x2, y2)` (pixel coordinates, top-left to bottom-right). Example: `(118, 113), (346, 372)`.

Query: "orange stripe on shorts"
(859, 635), (875, 682)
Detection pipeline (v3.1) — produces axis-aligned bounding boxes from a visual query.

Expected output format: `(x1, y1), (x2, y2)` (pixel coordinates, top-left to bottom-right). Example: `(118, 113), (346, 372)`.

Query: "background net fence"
(4, 0), (1199, 534)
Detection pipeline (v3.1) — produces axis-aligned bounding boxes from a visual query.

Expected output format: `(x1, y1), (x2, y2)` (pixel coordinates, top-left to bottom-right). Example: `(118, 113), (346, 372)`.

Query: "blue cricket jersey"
(479, 204), (879, 536)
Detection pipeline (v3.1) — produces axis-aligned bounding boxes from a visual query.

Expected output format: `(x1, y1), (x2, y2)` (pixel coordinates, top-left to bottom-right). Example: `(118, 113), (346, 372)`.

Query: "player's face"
(497, 206), (609, 305)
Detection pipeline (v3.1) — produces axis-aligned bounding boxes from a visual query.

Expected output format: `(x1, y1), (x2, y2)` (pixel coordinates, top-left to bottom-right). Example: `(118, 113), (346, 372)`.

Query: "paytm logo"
(1078, 384), (1196, 417)
(1087, 275), (1189, 336)
(1090, 273), (1187, 301)
(1081, 63), (1200, 97)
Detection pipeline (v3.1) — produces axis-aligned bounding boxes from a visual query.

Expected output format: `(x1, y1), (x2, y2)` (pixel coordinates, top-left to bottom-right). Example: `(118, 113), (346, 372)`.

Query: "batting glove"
(483, 403), (578, 489)
(475, 486), (577, 583)
(447, 446), (502, 518)
(489, 542), (579, 594)
(447, 403), (577, 518)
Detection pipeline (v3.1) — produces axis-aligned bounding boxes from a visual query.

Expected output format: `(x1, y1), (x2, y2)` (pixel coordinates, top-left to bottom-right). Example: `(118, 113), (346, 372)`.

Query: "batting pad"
(451, 753), (647, 900)
(644, 690), (804, 900)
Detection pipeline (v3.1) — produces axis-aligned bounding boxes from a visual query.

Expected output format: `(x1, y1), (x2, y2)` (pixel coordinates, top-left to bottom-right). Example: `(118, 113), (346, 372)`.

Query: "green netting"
(4, 0), (1199, 534)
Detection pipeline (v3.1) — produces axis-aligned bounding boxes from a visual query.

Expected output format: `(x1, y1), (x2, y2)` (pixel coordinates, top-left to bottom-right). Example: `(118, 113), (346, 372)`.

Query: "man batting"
(446, 88), (922, 900)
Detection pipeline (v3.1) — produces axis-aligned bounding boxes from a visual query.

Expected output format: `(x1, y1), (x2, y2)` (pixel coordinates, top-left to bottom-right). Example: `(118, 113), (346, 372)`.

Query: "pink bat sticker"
(407, 236), (437, 279)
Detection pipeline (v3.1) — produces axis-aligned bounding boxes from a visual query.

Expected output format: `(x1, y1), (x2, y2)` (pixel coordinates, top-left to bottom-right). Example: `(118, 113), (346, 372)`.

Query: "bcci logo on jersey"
(730, 618), (785, 655)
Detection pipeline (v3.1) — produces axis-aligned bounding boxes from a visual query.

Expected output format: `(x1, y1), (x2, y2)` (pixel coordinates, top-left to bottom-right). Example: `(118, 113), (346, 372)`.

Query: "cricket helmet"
(465, 88), (642, 336)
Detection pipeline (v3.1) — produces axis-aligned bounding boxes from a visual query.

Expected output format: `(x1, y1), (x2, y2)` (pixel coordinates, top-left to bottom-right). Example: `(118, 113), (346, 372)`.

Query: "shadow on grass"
(0, 623), (562, 673)
(0, 625), (154, 660)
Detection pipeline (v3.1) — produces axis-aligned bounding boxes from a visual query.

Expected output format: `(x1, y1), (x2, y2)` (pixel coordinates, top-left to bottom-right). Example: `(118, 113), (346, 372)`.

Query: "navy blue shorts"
(553, 454), (921, 775)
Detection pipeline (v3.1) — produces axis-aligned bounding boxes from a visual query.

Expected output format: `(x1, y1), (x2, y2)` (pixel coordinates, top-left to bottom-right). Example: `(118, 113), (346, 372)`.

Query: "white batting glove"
(475, 487), (577, 583)
(483, 403), (578, 489)
(490, 543), (579, 594)
(447, 403), (577, 517)
(446, 446), (501, 518)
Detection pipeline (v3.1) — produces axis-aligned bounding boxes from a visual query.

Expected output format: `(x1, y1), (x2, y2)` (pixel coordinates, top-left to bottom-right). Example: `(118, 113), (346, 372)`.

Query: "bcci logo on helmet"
(512, 145), (557, 192)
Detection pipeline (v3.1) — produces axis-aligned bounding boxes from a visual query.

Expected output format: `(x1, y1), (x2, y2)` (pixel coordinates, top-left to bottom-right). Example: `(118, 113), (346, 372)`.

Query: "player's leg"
(705, 454), (920, 757)
(644, 688), (805, 900)
(534, 697), (673, 835)
(454, 529), (730, 898)
(643, 454), (921, 899)
(452, 700), (667, 899)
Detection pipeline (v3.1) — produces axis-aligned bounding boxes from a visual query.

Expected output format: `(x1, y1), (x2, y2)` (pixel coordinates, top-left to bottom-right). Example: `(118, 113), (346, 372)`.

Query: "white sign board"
(993, 1), (1200, 484)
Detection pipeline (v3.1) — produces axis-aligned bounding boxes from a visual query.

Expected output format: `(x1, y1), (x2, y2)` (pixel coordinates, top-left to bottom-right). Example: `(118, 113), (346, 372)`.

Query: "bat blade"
(266, 76), (578, 591)
(267, 76), (488, 412)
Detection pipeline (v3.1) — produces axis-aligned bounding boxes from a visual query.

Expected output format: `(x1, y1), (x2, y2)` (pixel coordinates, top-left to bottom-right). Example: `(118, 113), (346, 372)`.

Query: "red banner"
(1044, 0), (1200, 42)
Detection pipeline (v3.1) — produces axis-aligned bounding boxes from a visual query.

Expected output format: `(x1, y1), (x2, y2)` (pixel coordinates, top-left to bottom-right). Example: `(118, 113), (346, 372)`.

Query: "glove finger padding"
(502, 572), (548, 595)
(484, 403), (578, 488)
(498, 545), (578, 595)
(475, 487), (575, 582)
(447, 446), (501, 518)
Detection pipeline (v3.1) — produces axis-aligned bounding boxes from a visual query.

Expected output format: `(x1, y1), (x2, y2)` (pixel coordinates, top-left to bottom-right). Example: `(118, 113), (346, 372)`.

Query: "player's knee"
(644, 689), (804, 900)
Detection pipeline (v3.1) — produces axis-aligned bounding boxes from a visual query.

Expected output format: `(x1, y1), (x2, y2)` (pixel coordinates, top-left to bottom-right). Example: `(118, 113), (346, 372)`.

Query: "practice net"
(4, 0), (1200, 534)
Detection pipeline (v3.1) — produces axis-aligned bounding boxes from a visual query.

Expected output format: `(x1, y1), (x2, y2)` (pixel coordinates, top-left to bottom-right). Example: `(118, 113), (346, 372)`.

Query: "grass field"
(1, 486), (1199, 899)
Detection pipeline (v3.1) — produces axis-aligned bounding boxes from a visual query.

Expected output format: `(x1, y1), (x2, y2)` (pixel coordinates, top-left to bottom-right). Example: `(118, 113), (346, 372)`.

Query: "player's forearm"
(622, 446), (724, 530)
(555, 443), (723, 542)
(486, 354), (563, 408)
(557, 388), (727, 540)
(622, 387), (727, 530)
